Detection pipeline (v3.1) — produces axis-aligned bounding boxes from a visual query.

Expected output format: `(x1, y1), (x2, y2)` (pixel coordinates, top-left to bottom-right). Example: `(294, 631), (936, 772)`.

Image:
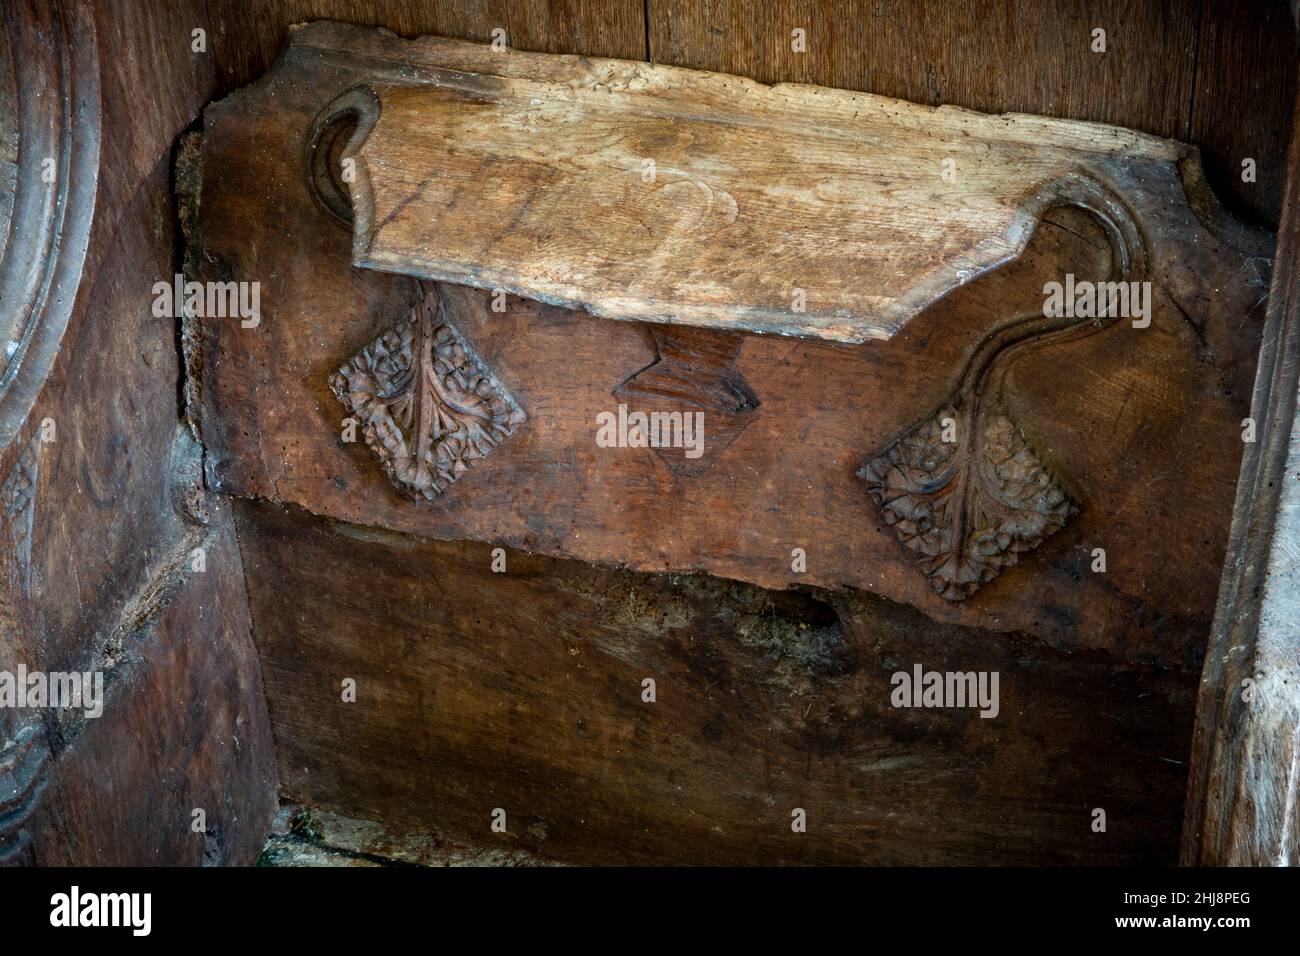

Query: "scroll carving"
(330, 286), (526, 501)
(859, 178), (1146, 601)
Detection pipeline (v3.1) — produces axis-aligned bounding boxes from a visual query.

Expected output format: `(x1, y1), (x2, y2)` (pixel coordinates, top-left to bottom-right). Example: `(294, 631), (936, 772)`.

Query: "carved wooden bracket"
(315, 32), (1186, 596)
(189, 23), (1270, 627)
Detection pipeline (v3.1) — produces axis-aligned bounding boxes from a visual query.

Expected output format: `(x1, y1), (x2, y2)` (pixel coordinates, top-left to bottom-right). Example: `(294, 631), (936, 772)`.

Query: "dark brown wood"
(2, 0), (1285, 868)
(192, 22), (1269, 663)
(0, 0), (278, 866)
(646, 0), (1198, 139)
(24, 511), (278, 867)
(645, 0), (1297, 228)
(614, 325), (760, 478)
(179, 20), (1286, 867)
(1191, 0), (1297, 228)
(204, 0), (648, 92)
(241, 496), (1195, 866)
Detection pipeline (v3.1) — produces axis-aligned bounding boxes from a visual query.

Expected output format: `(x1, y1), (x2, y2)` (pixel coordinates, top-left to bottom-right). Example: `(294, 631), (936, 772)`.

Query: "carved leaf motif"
(859, 403), (1074, 601)
(329, 293), (525, 501)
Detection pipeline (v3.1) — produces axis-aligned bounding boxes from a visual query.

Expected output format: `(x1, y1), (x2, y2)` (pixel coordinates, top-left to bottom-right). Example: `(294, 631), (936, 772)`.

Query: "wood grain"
(340, 30), (1185, 343)
(204, 0), (647, 91)
(1190, 0), (1297, 228)
(194, 21), (1269, 665)
(0, 0), (277, 866)
(646, 0), (1198, 139)
(646, 0), (1296, 226)
(241, 497), (1195, 866)
(183, 1), (1300, 868)
(1183, 75), (1300, 867)
(203, 1), (1297, 225)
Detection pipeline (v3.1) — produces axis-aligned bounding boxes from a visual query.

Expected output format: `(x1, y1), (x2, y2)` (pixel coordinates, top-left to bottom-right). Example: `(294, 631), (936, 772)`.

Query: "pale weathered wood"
(334, 27), (1184, 343)
(206, 2), (1298, 228)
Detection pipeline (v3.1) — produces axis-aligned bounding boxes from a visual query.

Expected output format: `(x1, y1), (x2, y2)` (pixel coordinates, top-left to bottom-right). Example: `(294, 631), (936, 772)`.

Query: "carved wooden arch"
(0, 0), (99, 867)
(0, 0), (101, 450)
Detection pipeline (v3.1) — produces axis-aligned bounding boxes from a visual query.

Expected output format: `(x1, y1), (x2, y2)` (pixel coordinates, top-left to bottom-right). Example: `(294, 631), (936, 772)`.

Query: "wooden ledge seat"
(330, 29), (1186, 344)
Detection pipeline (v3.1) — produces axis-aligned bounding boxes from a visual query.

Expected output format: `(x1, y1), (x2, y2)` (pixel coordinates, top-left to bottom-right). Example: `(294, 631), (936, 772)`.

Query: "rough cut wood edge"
(1182, 78), (1300, 867)
(292, 21), (1192, 344)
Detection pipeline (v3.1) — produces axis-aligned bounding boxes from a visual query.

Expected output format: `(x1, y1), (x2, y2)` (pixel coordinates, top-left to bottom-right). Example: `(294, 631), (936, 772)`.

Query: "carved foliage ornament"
(330, 287), (525, 501)
(859, 178), (1147, 601)
(861, 400), (1074, 601)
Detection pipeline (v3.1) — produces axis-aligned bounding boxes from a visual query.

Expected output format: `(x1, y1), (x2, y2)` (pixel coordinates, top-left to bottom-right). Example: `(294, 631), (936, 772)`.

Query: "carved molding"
(1183, 72), (1300, 865)
(1, 436), (40, 598)
(329, 286), (526, 501)
(859, 178), (1147, 601)
(0, 719), (50, 866)
(0, 0), (100, 453)
(0, 433), (45, 866)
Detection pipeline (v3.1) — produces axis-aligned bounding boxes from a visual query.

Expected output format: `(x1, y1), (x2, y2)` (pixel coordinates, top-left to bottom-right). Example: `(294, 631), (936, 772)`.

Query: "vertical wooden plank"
(1190, 0), (1297, 227)
(0, 0), (279, 864)
(1182, 73), (1300, 867)
(646, 0), (1198, 138)
(203, 0), (647, 93)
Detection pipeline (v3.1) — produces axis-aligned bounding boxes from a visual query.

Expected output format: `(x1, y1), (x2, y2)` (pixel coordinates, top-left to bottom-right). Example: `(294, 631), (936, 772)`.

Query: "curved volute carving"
(0, 0), (99, 867)
(0, 0), (101, 452)
(858, 177), (1148, 601)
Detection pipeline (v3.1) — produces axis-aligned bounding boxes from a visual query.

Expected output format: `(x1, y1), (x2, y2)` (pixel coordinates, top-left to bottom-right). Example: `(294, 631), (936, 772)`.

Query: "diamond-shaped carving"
(614, 325), (759, 477)
(858, 400), (1074, 601)
(330, 289), (525, 501)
